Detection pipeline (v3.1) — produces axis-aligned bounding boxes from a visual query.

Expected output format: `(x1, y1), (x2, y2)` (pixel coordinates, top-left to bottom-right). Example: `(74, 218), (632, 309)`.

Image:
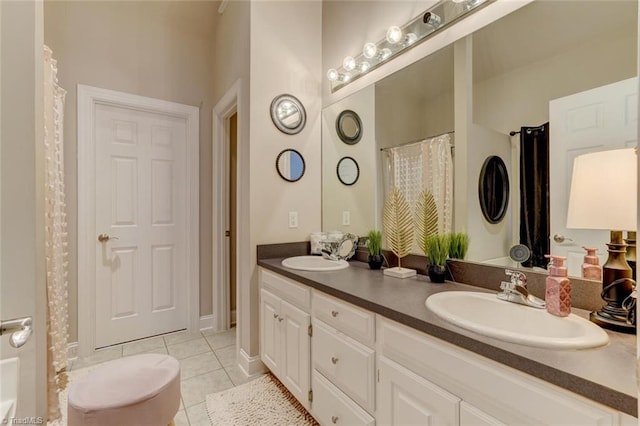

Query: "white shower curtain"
(44, 45), (69, 422)
(383, 133), (454, 239)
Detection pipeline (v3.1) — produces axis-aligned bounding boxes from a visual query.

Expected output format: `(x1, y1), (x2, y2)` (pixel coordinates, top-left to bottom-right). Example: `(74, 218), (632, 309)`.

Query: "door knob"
(1, 317), (33, 348)
(553, 234), (573, 243)
(98, 233), (118, 243)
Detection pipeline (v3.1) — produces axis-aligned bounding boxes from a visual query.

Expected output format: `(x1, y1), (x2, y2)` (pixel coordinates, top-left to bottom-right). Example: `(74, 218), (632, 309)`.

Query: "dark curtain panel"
(519, 123), (550, 269)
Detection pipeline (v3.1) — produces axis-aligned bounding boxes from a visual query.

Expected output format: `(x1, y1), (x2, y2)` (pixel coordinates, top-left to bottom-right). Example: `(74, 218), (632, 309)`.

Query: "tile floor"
(69, 327), (254, 426)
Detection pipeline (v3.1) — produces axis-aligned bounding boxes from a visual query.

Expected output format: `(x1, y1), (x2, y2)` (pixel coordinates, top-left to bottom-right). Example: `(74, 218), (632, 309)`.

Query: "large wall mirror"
(321, 0), (638, 280)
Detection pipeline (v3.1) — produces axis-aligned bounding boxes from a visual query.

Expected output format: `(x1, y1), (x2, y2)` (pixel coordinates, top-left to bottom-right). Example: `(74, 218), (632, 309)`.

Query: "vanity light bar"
(327, 0), (491, 92)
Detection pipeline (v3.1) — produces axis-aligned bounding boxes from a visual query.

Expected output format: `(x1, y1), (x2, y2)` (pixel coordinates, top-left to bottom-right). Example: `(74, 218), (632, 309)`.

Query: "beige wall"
(246, 0), (322, 358)
(1, 0), (48, 417)
(44, 0), (217, 341)
(323, 85), (377, 235)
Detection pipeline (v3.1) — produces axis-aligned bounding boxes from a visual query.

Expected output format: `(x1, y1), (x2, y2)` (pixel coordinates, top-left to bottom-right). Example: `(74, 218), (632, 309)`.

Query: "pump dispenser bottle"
(582, 246), (602, 280)
(544, 254), (571, 317)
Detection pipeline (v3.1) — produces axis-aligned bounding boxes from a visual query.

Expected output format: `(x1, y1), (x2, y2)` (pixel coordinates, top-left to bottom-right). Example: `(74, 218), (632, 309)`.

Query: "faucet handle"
(505, 269), (527, 286)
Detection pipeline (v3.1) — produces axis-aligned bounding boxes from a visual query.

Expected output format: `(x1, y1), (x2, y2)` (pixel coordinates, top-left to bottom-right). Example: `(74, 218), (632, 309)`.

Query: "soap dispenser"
(544, 254), (571, 317)
(582, 246), (602, 280)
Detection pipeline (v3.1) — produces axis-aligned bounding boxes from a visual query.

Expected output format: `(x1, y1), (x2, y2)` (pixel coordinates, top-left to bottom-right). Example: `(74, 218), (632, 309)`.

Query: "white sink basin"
(426, 291), (609, 349)
(0, 357), (19, 423)
(281, 255), (349, 272)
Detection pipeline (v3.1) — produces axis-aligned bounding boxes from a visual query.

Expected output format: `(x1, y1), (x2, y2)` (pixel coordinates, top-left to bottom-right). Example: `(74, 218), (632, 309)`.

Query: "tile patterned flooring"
(69, 327), (250, 426)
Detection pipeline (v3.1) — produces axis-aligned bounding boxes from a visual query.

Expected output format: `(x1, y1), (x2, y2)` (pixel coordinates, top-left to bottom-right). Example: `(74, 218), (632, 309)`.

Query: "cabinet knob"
(331, 416), (339, 424)
(331, 356), (339, 365)
(273, 313), (279, 319)
(278, 317), (283, 322)
(331, 310), (339, 317)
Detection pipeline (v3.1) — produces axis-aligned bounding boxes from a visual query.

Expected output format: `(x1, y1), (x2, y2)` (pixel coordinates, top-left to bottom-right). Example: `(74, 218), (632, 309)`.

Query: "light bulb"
(341, 74), (351, 83)
(327, 69), (339, 81)
(379, 48), (392, 60)
(359, 61), (370, 73)
(386, 26), (403, 44)
(423, 12), (442, 27)
(343, 56), (356, 71)
(363, 42), (377, 59)
(404, 33), (418, 46)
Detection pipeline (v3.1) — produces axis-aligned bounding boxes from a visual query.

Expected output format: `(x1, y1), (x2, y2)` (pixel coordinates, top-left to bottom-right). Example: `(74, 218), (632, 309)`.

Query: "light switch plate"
(342, 211), (350, 226)
(288, 211), (298, 228)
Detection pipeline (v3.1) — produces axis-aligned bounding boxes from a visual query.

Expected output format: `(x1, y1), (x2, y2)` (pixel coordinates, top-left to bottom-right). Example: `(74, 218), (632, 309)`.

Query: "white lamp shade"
(566, 148), (637, 230)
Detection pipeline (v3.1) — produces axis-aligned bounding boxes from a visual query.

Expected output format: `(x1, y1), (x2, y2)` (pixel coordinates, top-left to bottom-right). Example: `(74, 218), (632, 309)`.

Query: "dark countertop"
(258, 257), (638, 417)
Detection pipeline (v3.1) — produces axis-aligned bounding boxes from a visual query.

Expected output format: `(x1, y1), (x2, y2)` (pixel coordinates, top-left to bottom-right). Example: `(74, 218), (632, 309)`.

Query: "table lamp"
(566, 148), (637, 333)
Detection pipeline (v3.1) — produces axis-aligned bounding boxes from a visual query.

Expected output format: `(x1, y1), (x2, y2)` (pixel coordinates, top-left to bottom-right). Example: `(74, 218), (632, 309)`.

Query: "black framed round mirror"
(478, 155), (509, 224)
(336, 110), (362, 145)
(270, 94), (306, 135)
(276, 149), (305, 182)
(336, 156), (359, 186)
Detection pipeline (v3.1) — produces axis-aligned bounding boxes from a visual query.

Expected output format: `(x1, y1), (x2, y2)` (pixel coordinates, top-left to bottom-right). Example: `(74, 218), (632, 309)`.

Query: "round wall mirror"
(336, 110), (362, 145)
(478, 155), (509, 224)
(270, 94), (306, 135)
(276, 149), (305, 182)
(336, 156), (359, 186)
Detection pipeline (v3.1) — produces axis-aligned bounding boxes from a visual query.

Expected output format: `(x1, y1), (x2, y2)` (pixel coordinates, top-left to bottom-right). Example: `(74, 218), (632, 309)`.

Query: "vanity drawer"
(312, 290), (375, 346)
(312, 319), (375, 412)
(312, 369), (375, 426)
(260, 269), (311, 311)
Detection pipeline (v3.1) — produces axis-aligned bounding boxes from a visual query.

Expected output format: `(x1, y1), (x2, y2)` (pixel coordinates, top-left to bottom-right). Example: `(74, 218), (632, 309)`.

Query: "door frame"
(77, 85), (199, 356)
(212, 80), (242, 332)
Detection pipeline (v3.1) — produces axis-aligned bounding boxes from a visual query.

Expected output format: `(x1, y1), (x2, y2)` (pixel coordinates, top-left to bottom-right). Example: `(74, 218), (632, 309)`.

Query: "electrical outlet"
(288, 211), (298, 228)
(342, 210), (350, 226)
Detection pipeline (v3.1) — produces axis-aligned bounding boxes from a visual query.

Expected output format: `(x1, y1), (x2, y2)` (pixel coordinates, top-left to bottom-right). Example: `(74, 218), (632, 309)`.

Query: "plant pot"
(428, 264), (447, 283)
(368, 254), (384, 270)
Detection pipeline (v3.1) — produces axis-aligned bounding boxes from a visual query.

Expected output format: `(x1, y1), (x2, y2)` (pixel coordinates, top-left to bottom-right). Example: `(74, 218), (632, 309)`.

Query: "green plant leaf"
(415, 190), (439, 256)
(366, 230), (382, 255)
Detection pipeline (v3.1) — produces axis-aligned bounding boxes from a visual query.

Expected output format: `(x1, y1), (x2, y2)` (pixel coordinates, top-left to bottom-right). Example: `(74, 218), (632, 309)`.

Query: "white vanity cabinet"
(310, 290), (376, 425)
(259, 269), (311, 410)
(258, 268), (635, 426)
(377, 316), (629, 426)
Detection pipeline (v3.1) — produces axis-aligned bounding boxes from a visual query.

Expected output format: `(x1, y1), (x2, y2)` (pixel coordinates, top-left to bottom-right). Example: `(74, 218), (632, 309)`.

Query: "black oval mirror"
(337, 156), (359, 186)
(336, 110), (362, 145)
(478, 155), (509, 224)
(276, 149), (305, 182)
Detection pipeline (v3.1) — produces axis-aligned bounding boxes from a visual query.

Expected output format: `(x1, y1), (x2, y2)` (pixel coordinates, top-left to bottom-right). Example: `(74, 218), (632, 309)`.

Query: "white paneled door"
(549, 77), (637, 276)
(93, 104), (188, 348)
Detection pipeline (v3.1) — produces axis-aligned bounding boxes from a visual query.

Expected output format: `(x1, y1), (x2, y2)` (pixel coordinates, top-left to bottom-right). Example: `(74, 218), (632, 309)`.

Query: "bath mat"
(206, 373), (318, 426)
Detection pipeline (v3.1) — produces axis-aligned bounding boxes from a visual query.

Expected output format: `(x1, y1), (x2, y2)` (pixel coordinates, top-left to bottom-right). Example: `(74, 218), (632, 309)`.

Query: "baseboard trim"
(199, 314), (215, 332)
(239, 348), (267, 377)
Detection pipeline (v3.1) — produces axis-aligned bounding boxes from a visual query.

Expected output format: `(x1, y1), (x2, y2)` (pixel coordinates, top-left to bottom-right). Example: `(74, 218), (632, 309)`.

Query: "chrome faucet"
(497, 269), (546, 309)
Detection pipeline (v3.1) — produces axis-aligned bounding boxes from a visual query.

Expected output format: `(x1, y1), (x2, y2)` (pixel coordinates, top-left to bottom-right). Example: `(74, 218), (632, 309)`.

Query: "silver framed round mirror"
(336, 156), (359, 186)
(478, 155), (509, 224)
(270, 94), (306, 135)
(276, 149), (305, 182)
(336, 110), (363, 145)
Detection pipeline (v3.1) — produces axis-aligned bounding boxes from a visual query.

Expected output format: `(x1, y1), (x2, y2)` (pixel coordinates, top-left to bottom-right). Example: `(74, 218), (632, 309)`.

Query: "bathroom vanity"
(258, 255), (637, 425)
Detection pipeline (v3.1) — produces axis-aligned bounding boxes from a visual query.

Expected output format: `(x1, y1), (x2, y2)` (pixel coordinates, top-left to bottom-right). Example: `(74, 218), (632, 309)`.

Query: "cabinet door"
(281, 299), (311, 410)
(460, 402), (507, 426)
(260, 289), (281, 375)
(377, 356), (460, 426)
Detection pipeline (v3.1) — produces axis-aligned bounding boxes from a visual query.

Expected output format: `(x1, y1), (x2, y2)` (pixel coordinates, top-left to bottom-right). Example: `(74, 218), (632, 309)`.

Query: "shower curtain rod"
(380, 130), (455, 152)
(509, 125), (545, 137)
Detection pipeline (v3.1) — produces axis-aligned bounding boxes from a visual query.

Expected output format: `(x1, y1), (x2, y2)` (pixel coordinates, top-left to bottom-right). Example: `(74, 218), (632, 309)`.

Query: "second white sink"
(281, 255), (349, 272)
(426, 291), (609, 350)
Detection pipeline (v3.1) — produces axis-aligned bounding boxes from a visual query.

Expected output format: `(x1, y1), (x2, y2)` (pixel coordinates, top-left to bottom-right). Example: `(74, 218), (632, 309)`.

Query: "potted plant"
(366, 230), (384, 270)
(448, 231), (470, 260)
(426, 233), (450, 283)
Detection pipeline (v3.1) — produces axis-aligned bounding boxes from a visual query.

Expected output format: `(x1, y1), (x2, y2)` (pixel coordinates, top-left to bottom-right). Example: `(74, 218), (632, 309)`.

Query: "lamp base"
(589, 311), (636, 334)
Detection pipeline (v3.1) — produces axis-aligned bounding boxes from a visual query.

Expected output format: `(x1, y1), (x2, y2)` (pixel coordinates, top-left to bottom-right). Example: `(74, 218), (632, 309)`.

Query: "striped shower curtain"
(382, 133), (454, 250)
